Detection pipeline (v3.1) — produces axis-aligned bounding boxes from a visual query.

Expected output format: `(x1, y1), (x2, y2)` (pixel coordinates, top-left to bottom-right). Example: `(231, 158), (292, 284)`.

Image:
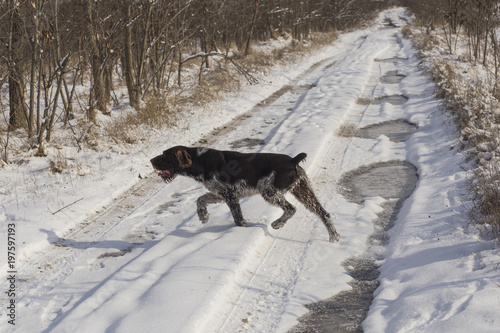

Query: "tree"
(81, 0), (116, 119)
(7, 0), (27, 131)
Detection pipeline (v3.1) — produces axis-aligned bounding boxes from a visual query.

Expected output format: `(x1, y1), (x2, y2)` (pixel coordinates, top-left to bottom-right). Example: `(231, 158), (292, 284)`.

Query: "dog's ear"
(175, 149), (192, 168)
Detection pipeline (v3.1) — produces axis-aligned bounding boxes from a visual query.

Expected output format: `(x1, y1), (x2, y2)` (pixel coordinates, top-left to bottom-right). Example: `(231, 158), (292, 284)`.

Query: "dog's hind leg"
(270, 196), (297, 230)
(197, 193), (223, 224)
(292, 169), (340, 242)
(259, 189), (297, 229)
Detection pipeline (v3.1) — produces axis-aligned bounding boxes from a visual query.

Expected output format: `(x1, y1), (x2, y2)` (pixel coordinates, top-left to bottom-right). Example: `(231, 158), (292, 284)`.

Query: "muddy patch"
(380, 70), (405, 84)
(229, 138), (266, 149)
(290, 160), (418, 333)
(357, 119), (417, 142)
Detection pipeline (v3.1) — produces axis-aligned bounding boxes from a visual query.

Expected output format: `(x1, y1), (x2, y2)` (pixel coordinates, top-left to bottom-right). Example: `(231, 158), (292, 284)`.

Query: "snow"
(1, 7), (500, 333)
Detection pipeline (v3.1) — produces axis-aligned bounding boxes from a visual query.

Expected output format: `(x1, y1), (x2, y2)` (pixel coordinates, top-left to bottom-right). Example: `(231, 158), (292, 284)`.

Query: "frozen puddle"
(372, 95), (408, 105)
(339, 161), (418, 204)
(291, 160), (418, 333)
(380, 70), (405, 84)
(338, 119), (418, 143)
(290, 257), (379, 333)
(357, 119), (417, 142)
(356, 95), (408, 106)
(374, 57), (407, 63)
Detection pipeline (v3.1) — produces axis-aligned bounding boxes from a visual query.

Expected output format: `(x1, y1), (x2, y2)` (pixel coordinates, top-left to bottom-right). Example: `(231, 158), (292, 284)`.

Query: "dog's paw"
(235, 219), (247, 227)
(197, 209), (210, 224)
(198, 213), (210, 224)
(329, 232), (340, 243)
(271, 220), (286, 229)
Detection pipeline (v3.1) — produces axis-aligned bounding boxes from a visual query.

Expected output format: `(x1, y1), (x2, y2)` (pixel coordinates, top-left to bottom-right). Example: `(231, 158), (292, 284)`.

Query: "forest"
(1, 0), (382, 160)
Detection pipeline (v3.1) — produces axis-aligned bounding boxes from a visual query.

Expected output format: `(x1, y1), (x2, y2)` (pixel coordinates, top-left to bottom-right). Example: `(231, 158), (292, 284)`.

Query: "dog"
(150, 146), (339, 242)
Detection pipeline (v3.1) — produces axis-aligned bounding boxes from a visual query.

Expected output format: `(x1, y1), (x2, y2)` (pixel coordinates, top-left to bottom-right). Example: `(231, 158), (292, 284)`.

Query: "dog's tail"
(292, 152), (307, 165)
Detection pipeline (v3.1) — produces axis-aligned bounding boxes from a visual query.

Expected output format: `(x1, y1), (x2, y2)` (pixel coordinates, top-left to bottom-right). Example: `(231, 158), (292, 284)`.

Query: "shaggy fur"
(150, 146), (339, 242)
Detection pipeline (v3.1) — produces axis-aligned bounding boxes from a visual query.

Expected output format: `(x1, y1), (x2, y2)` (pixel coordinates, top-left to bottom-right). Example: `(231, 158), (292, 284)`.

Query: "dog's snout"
(150, 156), (161, 168)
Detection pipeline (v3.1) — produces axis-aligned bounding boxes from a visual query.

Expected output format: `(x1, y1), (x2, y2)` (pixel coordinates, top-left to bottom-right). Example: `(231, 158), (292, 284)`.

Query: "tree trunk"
(245, 0), (259, 55)
(93, 56), (107, 113)
(83, 0), (106, 118)
(264, 12), (278, 40)
(28, 1), (40, 138)
(7, 0), (27, 131)
(135, 2), (153, 101)
(123, 2), (137, 108)
(8, 69), (26, 131)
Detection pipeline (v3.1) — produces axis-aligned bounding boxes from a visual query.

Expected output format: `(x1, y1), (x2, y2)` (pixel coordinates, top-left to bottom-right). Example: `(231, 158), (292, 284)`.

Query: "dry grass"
(204, 63), (241, 93)
(139, 91), (177, 128)
(401, 25), (413, 37)
(49, 150), (68, 173)
(104, 90), (176, 145)
(467, 162), (500, 239)
(243, 31), (338, 70)
(105, 115), (140, 145)
(413, 30), (439, 56)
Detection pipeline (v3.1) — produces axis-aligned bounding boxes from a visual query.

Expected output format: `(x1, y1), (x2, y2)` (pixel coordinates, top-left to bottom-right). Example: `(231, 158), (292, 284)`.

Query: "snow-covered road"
(2, 8), (499, 333)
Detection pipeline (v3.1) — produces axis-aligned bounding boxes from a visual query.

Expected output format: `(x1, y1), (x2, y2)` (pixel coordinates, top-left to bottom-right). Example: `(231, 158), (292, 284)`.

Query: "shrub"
(426, 45), (500, 240)
(49, 150), (68, 173)
(468, 161), (500, 239)
(401, 25), (413, 37)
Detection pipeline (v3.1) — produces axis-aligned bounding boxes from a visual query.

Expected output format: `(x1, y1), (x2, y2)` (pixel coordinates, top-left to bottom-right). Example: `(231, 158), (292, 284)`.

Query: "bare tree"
(81, 0), (118, 118)
(6, 0), (27, 131)
(245, 0), (260, 55)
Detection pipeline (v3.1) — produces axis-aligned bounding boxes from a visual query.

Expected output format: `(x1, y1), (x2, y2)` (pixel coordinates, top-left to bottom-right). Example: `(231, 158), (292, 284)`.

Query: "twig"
(51, 197), (84, 215)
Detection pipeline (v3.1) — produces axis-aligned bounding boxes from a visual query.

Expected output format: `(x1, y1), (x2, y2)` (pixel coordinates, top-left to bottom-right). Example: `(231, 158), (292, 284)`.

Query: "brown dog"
(151, 146), (339, 242)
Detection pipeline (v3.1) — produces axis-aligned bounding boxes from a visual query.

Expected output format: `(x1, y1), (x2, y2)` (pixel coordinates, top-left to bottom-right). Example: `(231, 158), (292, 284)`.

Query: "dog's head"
(150, 146), (192, 182)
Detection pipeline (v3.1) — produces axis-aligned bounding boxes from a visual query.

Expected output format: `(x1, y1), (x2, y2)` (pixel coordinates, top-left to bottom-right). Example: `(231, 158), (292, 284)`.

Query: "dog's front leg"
(223, 191), (246, 227)
(197, 193), (223, 224)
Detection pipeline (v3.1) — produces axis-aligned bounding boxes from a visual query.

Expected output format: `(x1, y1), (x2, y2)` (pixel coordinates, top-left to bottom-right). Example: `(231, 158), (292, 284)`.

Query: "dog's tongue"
(158, 170), (171, 178)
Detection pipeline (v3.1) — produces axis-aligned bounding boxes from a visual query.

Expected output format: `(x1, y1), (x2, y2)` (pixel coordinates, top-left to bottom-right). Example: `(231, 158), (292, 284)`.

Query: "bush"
(468, 162), (500, 239)
(401, 25), (413, 37)
(424, 43), (500, 240)
(49, 150), (68, 173)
